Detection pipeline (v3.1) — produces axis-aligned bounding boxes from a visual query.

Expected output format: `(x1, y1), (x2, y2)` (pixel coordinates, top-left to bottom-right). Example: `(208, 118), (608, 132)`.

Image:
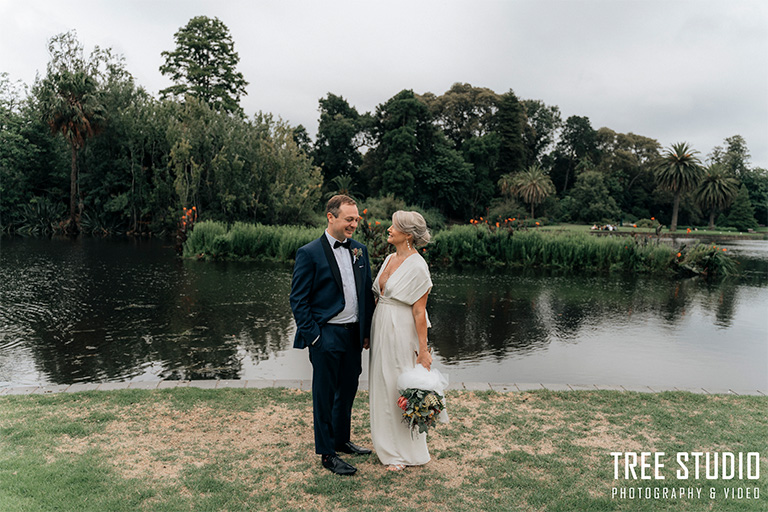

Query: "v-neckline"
(378, 252), (416, 293)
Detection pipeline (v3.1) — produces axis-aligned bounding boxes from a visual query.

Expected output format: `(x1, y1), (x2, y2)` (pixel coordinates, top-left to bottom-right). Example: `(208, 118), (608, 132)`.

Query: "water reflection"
(0, 237), (296, 384)
(428, 270), (753, 361)
(0, 236), (766, 389)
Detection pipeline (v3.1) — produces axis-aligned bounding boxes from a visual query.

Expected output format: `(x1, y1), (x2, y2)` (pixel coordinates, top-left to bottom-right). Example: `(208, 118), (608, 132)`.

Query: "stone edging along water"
(1, 380), (765, 396)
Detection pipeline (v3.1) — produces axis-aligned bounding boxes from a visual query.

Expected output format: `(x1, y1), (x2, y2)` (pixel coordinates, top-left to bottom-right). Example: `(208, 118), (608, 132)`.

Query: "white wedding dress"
(369, 253), (433, 466)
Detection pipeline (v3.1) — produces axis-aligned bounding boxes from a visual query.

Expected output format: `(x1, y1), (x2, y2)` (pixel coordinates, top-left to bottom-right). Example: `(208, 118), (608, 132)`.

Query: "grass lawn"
(1, 388), (766, 511)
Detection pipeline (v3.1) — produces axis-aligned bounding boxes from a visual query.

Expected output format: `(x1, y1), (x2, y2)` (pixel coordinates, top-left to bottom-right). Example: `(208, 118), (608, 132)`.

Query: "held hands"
(415, 347), (432, 371)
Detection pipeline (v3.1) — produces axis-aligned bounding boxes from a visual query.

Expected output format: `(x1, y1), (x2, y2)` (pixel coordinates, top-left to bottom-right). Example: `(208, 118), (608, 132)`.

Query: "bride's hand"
(416, 349), (432, 371)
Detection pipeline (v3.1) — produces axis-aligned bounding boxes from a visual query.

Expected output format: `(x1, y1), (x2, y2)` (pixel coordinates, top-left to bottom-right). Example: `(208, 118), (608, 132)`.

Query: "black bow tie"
(334, 239), (351, 249)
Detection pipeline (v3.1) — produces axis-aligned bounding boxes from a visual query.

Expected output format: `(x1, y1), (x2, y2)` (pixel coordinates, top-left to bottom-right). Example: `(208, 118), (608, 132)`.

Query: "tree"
(726, 184), (758, 231)
(740, 167), (768, 226)
(695, 164), (739, 230)
(36, 31), (107, 235)
(491, 90), (527, 183)
(709, 135), (751, 178)
(654, 142), (703, 231)
(291, 124), (313, 155)
(313, 93), (364, 186)
(499, 164), (555, 218)
(418, 135), (473, 217)
(566, 170), (621, 222)
(460, 132), (500, 218)
(521, 99), (562, 166)
(363, 90), (435, 203)
(426, 82), (499, 148)
(593, 129), (661, 216)
(552, 115), (598, 194)
(160, 16), (248, 115)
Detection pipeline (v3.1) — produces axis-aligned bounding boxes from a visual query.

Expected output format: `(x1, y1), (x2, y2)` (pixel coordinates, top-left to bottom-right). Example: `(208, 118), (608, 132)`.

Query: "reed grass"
(182, 221), (737, 277)
(183, 221), (323, 261)
(425, 225), (681, 274)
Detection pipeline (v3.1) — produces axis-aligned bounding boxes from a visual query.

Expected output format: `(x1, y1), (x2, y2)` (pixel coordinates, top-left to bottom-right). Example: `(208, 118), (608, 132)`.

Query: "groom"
(289, 195), (375, 475)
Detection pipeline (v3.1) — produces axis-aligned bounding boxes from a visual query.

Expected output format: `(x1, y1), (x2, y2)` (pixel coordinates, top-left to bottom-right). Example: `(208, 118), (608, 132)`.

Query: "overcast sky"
(2, 0), (767, 168)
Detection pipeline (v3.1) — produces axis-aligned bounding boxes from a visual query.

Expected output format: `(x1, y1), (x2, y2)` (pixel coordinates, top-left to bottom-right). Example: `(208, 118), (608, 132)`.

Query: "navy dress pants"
(308, 323), (362, 456)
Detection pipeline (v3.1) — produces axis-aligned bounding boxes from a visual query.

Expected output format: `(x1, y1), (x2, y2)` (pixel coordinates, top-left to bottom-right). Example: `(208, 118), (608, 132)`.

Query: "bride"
(369, 210), (433, 471)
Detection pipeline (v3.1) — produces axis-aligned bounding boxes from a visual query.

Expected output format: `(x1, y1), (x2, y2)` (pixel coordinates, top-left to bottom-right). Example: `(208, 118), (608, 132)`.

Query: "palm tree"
(695, 164), (739, 230)
(38, 69), (104, 235)
(324, 174), (358, 200)
(654, 142), (703, 231)
(500, 164), (555, 218)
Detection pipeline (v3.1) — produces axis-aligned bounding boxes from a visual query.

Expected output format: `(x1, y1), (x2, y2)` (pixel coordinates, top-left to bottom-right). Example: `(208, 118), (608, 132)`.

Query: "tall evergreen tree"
(727, 184), (758, 231)
(553, 115), (598, 194)
(491, 90), (527, 184)
(313, 93), (364, 186)
(160, 16), (248, 115)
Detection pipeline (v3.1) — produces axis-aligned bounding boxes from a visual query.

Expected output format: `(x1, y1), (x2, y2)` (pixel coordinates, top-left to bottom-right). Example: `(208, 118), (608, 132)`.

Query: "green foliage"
(676, 243), (738, 277)
(486, 197), (526, 224)
(634, 218), (657, 228)
(521, 99), (562, 166)
(739, 166), (768, 226)
(313, 93), (364, 187)
(566, 170), (621, 222)
(695, 163), (739, 229)
(423, 82), (499, 148)
(551, 115), (598, 194)
(182, 219), (741, 278)
(399, 388), (446, 435)
(17, 197), (65, 235)
(35, 30), (109, 234)
(361, 195), (446, 232)
(726, 184), (759, 231)
(655, 142), (704, 231)
(426, 224), (685, 274)
(499, 163), (555, 218)
(491, 90), (527, 179)
(4, 26), (765, 239)
(183, 220), (323, 261)
(159, 16), (248, 115)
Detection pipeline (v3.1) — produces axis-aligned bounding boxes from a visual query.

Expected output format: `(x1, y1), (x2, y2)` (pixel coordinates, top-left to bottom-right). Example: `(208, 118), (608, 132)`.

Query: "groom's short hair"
(326, 195), (356, 218)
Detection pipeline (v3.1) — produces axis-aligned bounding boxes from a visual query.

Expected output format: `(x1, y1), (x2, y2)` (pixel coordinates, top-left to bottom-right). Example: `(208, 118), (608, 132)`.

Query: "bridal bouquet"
(397, 366), (449, 435)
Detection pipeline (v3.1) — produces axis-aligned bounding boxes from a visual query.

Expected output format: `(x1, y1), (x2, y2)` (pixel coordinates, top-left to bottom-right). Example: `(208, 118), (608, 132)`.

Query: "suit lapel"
(351, 244), (362, 295)
(320, 235), (344, 293)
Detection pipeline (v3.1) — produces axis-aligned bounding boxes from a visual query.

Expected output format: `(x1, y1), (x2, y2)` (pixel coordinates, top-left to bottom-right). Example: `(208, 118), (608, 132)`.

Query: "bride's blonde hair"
(392, 211), (431, 248)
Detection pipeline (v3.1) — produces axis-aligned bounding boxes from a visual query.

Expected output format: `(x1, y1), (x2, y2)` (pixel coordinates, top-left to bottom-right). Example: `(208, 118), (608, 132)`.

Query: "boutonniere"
(351, 247), (361, 263)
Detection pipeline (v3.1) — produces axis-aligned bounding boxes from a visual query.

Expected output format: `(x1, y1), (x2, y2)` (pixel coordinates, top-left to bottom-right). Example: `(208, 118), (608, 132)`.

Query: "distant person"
(289, 195), (375, 475)
(369, 211), (434, 471)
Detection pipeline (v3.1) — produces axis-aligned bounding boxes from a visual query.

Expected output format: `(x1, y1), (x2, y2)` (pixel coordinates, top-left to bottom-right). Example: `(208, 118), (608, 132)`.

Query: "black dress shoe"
(322, 455), (357, 475)
(337, 441), (372, 455)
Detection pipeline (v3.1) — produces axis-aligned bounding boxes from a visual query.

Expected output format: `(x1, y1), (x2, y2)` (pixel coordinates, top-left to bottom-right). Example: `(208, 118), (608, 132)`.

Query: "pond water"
(1, 236), (766, 390)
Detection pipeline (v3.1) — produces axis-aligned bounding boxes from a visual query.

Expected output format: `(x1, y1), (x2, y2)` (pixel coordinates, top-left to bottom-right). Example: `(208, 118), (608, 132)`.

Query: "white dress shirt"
(325, 231), (358, 324)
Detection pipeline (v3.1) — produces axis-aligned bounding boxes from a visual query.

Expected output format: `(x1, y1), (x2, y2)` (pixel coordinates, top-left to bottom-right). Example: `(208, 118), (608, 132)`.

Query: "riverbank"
(1, 387), (765, 511)
(2, 378), (766, 396)
(182, 221), (741, 276)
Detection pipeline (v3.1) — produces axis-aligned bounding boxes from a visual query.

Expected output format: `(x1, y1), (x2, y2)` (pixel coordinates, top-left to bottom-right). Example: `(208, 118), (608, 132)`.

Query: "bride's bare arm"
(412, 291), (431, 370)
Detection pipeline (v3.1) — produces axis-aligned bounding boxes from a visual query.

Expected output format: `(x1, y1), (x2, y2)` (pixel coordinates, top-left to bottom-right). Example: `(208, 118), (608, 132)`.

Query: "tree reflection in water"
(0, 237), (765, 387)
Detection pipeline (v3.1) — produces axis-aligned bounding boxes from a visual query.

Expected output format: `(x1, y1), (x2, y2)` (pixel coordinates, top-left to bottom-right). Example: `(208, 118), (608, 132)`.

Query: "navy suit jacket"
(289, 235), (375, 350)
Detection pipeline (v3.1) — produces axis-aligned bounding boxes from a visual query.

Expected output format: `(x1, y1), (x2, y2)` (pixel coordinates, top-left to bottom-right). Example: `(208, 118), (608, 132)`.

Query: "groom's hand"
(363, 337), (370, 350)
